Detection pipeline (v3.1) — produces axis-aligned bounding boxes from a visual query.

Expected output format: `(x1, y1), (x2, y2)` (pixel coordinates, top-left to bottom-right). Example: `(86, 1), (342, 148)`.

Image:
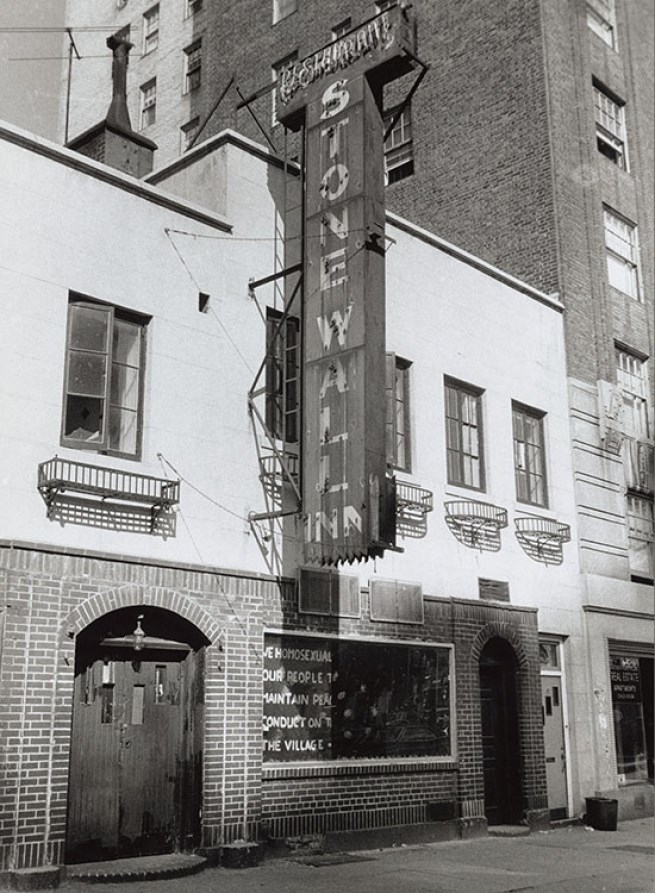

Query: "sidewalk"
(37, 818), (655, 893)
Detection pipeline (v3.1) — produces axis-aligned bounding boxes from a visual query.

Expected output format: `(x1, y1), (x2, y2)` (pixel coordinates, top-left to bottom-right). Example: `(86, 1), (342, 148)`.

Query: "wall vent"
(478, 578), (510, 603)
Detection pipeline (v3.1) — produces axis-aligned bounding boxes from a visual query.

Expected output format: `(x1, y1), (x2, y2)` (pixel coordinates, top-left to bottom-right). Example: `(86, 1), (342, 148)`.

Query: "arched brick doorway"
(479, 636), (523, 825)
(66, 606), (210, 863)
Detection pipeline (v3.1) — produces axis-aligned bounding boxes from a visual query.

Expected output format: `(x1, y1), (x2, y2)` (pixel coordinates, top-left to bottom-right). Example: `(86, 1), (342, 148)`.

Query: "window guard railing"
(37, 456), (180, 530)
(444, 499), (508, 552)
(514, 516), (571, 566)
(395, 480), (433, 538)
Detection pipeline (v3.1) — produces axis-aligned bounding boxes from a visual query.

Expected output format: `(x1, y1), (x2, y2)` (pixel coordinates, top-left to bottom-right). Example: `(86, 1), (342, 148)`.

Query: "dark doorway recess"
(479, 637), (523, 825)
(66, 606), (208, 864)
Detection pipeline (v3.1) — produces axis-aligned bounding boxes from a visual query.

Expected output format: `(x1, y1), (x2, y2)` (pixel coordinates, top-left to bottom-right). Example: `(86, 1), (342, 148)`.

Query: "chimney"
(67, 34), (157, 178)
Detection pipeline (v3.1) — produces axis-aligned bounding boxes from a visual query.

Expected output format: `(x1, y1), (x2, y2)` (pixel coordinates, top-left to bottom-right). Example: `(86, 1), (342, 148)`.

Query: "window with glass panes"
(594, 85), (627, 168)
(184, 41), (202, 93)
(186, 0), (203, 17)
(512, 403), (547, 507)
(273, 0), (298, 24)
(626, 494), (654, 580)
(140, 80), (156, 129)
(265, 308), (299, 443)
(61, 299), (146, 457)
(586, 0), (616, 48)
(332, 18), (352, 40)
(445, 380), (484, 490)
(181, 117), (199, 153)
(386, 355), (411, 471)
(604, 209), (640, 300)
(616, 348), (649, 439)
(384, 106), (414, 184)
(143, 5), (159, 54)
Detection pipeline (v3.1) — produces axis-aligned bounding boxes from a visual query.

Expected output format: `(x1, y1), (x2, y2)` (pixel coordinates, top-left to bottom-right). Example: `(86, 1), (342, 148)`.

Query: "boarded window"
(369, 578), (424, 624)
(299, 567), (360, 617)
(479, 578), (510, 603)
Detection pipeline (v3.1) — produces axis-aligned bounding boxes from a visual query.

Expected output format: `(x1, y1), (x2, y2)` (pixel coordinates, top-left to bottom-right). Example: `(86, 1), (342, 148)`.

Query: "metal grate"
(37, 457), (180, 531)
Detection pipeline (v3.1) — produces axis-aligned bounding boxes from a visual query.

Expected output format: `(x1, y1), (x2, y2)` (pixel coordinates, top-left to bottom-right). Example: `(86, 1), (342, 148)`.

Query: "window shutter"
(385, 352), (396, 466)
(369, 578), (424, 624)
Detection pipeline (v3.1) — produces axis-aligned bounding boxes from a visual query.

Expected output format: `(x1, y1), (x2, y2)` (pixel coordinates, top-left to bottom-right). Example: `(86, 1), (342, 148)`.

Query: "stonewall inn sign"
(277, 5), (416, 564)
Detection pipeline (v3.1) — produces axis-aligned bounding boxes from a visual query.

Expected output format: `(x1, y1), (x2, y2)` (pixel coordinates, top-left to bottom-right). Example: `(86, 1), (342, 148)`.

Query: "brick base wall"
(0, 543), (546, 872)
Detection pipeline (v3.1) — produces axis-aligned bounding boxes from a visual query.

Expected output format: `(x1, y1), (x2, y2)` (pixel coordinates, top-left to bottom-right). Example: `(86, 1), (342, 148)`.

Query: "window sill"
(263, 757), (458, 779)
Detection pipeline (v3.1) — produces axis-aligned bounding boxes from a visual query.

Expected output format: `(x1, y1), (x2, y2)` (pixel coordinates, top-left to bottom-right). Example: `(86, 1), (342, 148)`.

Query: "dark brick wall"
(197, 0), (652, 386)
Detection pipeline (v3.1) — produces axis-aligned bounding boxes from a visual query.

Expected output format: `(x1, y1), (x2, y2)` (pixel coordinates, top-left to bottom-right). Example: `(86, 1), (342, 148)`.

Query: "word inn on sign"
(277, 6), (416, 565)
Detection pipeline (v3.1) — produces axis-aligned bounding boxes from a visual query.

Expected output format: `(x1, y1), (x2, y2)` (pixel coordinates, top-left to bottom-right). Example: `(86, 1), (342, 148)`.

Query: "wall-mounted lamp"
(132, 614), (145, 651)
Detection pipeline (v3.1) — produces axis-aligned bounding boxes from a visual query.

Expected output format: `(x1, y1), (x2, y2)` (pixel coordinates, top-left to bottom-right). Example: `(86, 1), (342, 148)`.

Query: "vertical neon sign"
(278, 8), (415, 564)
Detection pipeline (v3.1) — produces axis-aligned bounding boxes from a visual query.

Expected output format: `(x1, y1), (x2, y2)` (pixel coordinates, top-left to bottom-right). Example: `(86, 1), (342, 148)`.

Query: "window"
(332, 18), (352, 40)
(626, 494), (654, 579)
(143, 5), (159, 54)
(265, 308), (299, 443)
(512, 403), (547, 507)
(376, 0), (395, 12)
(587, 0), (616, 49)
(263, 633), (452, 761)
(61, 298), (146, 457)
(184, 40), (202, 93)
(273, 0), (298, 24)
(610, 652), (654, 783)
(185, 0), (203, 17)
(386, 354), (411, 471)
(272, 51), (297, 125)
(140, 79), (156, 129)
(384, 105), (414, 184)
(181, 117), (200, 153)
(445, 379), (484, 490)
(604, 209), (640, 300)
(594, 84), (627, 169)
(616, 348), (649, 439)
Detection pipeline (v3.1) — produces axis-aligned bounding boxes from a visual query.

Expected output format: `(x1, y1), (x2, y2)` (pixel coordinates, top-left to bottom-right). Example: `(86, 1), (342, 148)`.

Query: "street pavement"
(48, 818), (655, 893)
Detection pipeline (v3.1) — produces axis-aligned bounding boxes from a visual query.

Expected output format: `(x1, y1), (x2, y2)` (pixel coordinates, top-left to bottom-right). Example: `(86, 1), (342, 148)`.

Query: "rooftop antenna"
(64, 28), (81, 144)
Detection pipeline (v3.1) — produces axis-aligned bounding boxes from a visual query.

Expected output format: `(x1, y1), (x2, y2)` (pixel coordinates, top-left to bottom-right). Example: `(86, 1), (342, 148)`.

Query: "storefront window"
(610, 655), (654, 784)
(263, 634), (452, 761)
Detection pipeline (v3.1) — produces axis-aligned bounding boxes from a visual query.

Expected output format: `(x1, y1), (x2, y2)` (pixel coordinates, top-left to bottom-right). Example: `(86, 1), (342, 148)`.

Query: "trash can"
(585, 796), (618, 831)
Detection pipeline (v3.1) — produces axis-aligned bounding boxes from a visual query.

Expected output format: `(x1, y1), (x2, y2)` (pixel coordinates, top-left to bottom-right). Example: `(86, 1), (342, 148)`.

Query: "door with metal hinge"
(541, 673), (567, 819)
(67, 645), (189, 862)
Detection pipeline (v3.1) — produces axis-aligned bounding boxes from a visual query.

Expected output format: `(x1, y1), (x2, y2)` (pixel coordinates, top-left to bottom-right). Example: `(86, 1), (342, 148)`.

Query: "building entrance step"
(66, 853), (207, 884)
(488, 825), (531, 838)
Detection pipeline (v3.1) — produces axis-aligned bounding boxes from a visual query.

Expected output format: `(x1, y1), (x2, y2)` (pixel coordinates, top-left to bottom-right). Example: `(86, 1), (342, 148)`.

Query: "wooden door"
(480, 644), (522, 825)
(541, 674), (567, 819)
(67, 647), (187, 863)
